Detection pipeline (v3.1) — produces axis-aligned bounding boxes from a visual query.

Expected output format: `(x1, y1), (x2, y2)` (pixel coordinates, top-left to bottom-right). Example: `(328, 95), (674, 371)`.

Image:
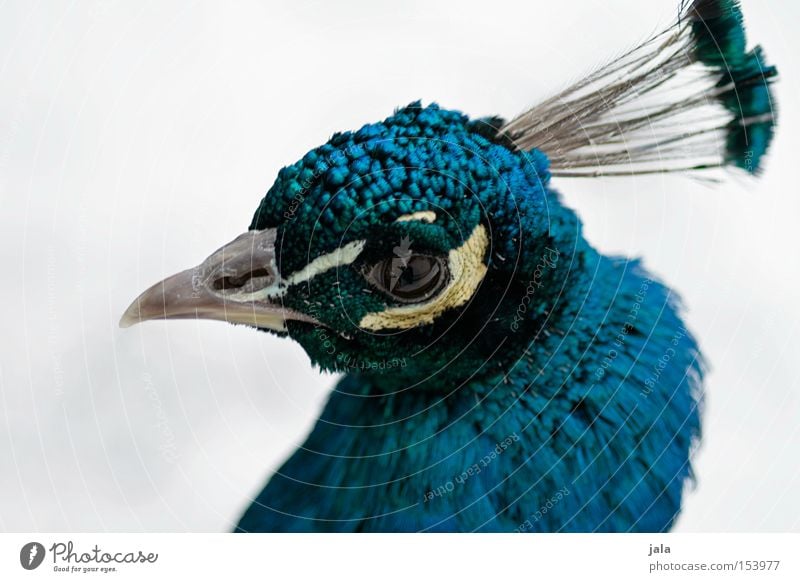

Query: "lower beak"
(119, 229), (319, 330)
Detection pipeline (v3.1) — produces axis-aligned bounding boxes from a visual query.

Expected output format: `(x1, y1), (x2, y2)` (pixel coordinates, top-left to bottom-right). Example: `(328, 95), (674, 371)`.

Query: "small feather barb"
(500, 0), (778, 177)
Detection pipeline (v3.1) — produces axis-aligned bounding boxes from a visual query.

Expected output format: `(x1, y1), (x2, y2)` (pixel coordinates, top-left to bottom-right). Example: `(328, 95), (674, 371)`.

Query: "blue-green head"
(243, 102), (580, 381)
(121, 0), (778, 388)
(119, 0), (779, 534)
(120, 102), (583, 384)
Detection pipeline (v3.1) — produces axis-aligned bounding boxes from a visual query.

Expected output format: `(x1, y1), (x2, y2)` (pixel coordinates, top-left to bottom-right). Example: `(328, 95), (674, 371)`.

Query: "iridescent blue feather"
(234, 0), (775, 532)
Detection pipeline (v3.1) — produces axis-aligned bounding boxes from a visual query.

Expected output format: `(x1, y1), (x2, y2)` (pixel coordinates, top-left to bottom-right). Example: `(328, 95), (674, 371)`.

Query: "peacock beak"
(119, 228), (319, 331)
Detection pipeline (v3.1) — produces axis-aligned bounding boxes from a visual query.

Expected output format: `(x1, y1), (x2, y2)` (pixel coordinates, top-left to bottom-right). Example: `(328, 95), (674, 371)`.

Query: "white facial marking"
(286, 240), (366, 286)
(359, 224), (488, 331)
(241, 239), (366, 302)
(395, 211), (437, 224)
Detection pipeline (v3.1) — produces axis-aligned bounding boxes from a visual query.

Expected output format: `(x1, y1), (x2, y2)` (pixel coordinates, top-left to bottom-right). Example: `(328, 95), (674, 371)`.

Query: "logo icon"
(20, 542), (46, 570)
(389, 236), (413, 291)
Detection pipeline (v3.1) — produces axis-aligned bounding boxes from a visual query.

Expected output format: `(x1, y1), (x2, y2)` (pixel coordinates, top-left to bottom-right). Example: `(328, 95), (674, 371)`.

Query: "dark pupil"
(383, 256), (443, 300)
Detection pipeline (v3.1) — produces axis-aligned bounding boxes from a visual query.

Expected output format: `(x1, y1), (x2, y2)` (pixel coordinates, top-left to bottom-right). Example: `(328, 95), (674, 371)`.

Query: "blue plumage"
(237, 228), (703, 532)
(120, 0), (776, 532)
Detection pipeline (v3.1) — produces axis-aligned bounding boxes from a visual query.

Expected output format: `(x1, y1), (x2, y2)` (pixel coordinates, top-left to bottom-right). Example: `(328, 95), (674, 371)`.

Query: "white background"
(0, 0), (798, 532)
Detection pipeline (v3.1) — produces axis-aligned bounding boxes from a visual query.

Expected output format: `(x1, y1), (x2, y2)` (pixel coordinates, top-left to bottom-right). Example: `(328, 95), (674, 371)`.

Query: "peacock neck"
(237, 251), (702, 531)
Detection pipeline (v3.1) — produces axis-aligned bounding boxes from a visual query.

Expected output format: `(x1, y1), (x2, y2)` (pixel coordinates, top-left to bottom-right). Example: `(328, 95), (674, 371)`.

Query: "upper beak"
(119, 228), (319, 330)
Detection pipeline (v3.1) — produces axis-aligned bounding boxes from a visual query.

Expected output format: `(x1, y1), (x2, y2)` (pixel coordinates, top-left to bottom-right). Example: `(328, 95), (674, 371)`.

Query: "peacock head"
(121, 0), (780, 385)
(121, 103), (579, 382)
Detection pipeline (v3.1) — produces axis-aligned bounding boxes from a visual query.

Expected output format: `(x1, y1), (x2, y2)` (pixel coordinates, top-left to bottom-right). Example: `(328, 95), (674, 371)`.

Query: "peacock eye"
(366, 255), (449, 303)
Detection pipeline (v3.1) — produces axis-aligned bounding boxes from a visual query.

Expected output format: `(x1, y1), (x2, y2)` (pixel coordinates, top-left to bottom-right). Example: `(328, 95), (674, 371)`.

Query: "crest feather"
(499, 0), (778, 177)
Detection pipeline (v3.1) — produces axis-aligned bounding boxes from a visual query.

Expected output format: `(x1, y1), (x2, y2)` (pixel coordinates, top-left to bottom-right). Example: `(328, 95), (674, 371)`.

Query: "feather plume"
(499, 0), (778, 177)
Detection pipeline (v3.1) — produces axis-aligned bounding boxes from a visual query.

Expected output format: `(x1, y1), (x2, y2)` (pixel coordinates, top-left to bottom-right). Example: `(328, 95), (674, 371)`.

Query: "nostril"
(213, 267), (274, 292)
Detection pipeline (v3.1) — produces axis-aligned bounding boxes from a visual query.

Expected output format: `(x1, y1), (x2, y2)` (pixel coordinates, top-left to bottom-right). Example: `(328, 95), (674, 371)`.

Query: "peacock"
(120, 0), (777, 532)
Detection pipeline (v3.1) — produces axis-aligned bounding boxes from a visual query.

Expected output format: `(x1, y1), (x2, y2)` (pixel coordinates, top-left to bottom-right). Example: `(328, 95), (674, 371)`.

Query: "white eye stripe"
(236, 214), (436, 303)
(240, 240), (366, 302)
(285, 240), (366, 287)
(395, 211), (436, 224)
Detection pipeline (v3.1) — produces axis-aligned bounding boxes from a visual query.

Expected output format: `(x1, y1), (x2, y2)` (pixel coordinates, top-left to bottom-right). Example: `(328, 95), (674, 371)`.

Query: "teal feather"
(230, 0), (776, 532)
(500, 0), (778, 177)
(689, 0), (778, 173)
(238, 104), (704, 532)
